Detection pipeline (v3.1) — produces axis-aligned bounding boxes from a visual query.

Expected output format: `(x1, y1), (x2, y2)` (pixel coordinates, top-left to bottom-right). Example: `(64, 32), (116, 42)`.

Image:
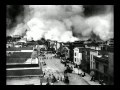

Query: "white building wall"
(74, 48), (82, 65)
(74, 48), (79, 64)
(77, 53), (82, 65)
(90, 50), (98, 70)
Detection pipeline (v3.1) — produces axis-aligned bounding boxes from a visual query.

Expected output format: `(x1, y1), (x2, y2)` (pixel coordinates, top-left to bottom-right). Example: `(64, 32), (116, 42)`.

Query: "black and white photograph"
(6, 5), (114, 85)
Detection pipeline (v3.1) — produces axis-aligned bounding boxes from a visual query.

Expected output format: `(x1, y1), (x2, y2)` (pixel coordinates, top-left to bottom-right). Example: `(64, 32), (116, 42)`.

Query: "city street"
(6, 5), (114, 85)
(40, 54), (90, 85)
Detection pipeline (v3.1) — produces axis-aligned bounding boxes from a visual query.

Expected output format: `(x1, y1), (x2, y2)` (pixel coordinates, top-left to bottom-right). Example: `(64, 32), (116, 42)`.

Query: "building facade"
(64, 47), (70, 60)
(90, 50), (99, 71)
(80, 48), (90, 73)
(73, 47), (82, 66)
(94, 56), (109, 84)
(93, 48), (114, 85)
(108, 51), (114, 85)
(106, 38), (114, 47)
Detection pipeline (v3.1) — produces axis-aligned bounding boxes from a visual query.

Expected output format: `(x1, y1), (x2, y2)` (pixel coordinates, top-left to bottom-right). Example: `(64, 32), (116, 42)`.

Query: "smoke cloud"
(6, 5), (114, 42)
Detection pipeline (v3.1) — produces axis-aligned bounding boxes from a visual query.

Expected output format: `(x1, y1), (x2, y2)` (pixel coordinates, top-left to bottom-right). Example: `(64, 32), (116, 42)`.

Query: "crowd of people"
(42, 69), (70, 85)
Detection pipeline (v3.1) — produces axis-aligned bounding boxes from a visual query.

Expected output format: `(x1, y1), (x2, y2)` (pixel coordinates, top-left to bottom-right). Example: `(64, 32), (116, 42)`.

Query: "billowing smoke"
(6, 5), (25, 36)
(6, 5), (114, 42)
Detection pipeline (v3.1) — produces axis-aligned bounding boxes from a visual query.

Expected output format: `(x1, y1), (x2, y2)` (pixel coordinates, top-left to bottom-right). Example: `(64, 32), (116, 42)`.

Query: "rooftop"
(7, 68), (43, 77)
(98, 50), (108, 55)
(94, 55), (108, 63)
(7, 47), (33, 51)
(7, 52), (32, 58)
(85, 43), (99, 46)
(26, 41), (38, 45)
(7, 58), (28, 64)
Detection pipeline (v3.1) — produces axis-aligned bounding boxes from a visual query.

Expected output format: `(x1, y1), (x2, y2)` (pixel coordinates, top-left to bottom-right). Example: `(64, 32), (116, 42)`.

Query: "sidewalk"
(67, 73), (90, 85)
(67, 63), (100, 85)
(78, 69), (100, 85)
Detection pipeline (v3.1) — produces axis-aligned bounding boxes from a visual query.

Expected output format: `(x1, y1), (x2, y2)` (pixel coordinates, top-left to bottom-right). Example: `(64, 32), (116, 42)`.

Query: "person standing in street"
(64, 75), (69, 85)
(90, 71), (95, 81)
(78, 66), (80, 75)
(46, 77), (50, 85)
(51, 74), (57, 83)
(46, 82), (50, 85)
(43, 71), (45, 77)
(57, 75), (60, 82)
(83, 72), (86, 77)
(48, 74), (52, 84)
(60, 75), (62, 81)
(61, 74), (64, 82)
(70, 66), (73, 73)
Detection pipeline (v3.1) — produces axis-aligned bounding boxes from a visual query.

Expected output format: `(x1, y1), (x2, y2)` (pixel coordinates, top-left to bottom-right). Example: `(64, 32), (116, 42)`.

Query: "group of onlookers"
(43, 70), (70, 85)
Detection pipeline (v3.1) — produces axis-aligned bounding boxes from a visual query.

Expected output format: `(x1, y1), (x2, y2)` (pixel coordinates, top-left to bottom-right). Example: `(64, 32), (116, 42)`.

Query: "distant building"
(85, 43), (101, 50)
(46, 40), (57, 53)
(12, 35), (22, 42)
(84, 39), (92, 44)
(17, 38), (27, 43)
(6, 42), (14, 48)
(57, 42), (63, 55)
(25, 41), (38, 47)
(72, 41), (85, 48)
(12, 35), (22, 38)
(63, 46), (70, 60)
(7, 36), (12, 42)
(106, 38), (114, 47)
(61, 42), (70, 60)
